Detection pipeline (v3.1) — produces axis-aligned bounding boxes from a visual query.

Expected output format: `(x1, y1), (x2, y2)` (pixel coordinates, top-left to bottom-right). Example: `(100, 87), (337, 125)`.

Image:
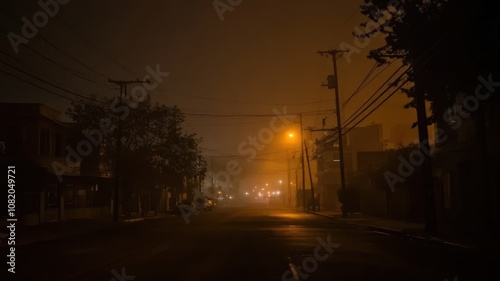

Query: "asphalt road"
(12, 202), (499, 281)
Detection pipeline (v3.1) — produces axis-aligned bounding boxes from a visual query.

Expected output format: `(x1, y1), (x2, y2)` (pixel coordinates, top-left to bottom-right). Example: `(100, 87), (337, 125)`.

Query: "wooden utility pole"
(304, 141), (315, 210)
(380, 51), (438, 234)
(299, 113), (306, 210)
(287, 156), (291, 206)
(415, 84), (438, 234)
(108, 79), (149, 221)
(318, 49), (349, 218)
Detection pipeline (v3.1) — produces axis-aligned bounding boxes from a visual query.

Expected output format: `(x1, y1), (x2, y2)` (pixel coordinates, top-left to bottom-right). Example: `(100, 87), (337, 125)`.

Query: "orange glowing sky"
(0, 0), (421, 190)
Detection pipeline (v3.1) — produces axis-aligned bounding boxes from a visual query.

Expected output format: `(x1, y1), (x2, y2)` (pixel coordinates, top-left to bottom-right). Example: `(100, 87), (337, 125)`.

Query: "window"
(66, 185), (74, 207)
(46, 185), (58, 208)
(39, 129), (50, 156)
(75, 188), (87, 208)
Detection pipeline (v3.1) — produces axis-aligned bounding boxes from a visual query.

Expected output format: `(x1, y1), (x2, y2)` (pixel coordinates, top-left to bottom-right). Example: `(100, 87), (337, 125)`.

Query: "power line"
(36, 35), (109, 80)
(153, 87), (335, 106)
(183, 109), (333, 118)
(340, 33), (447, 134)
(343, 62), (379, 107)
(315, 61), (380, 128)
(343, 67), (408, 129)
(0, 69), (88, 105)
(323, 32), (448, 145)
(322, 75), (409, 146)
(341, 78), (410, 137)
(52, 16), (137, 77)
(0, 9), (110, 81)
(342, 61), (394, 109)
(0, 49), (108, 90)
(343, 64), (406, 126)
(0, 59), (105, 104)
(187, 119), (272, 127)
(29, 16), (340, 106)
(316, 65), (407, 145)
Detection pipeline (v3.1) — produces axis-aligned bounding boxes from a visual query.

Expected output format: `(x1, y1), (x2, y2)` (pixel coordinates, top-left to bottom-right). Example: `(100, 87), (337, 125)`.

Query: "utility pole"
(304, 141), (315, 210)
(287, 157), (291, 206)
(318, 49), (349, 218)
(415, 84), (438, 234)
(299, 113), (306, 210)
(378, 53), (438, 234)
(108, 79), (149, 221)
(295, 167), (299, 207)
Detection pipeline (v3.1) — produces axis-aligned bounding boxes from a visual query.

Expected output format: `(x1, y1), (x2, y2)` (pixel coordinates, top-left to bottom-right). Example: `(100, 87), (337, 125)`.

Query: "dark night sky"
(0, 0), (422, 190)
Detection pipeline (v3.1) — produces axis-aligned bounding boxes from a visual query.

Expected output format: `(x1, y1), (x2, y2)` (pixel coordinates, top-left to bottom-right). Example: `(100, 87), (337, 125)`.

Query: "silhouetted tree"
(357, 0), (500, 228)
(67, 95), (207, 216)
(356, 0), (498, 120)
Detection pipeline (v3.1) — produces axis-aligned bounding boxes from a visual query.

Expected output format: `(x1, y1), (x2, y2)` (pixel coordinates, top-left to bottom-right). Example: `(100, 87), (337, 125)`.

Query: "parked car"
(195, 197), (208, 211)
(206, 199), (214, 211)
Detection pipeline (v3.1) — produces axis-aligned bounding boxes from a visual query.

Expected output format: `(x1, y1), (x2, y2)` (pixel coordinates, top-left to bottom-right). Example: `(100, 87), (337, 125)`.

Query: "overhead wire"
(342, 61), (384, 108)
(323, 32), (450, 145)
(4, 45), (108, 88)
(52, 16), (137, 77)
(0, 59), (105, 104)
(183, 109), (335, 118)
(315, 59), (394, 129)
(0, 69), (90, 105)
(0, 9), (110, 82)
(342, 78), (410, 137)
(343, 64), (406, 126)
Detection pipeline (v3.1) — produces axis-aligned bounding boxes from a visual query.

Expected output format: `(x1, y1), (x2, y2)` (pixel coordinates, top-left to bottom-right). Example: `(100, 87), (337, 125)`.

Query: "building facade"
(314, 124), (384, 210)
(0, 103), (113, 225)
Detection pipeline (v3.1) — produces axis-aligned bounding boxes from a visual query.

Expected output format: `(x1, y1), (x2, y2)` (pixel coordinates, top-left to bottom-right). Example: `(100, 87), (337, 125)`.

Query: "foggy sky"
(0, 0), (420, 190)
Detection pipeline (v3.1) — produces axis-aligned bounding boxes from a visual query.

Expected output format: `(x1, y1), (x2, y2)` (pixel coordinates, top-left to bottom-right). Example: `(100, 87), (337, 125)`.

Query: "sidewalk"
(1, 212), (174, 247)
(306, 209), (499, 255)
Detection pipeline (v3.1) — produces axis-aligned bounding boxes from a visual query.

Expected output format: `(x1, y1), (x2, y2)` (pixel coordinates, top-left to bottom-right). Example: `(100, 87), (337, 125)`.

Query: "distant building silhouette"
(0, 103), (113, 225)
(315, 124), (384, 210)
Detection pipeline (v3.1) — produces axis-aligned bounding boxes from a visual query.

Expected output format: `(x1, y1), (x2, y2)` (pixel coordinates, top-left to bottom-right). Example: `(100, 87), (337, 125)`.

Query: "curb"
(305, 210), (476, 251)
(15, 219), (140, 247)
(12, 213), (175, 247)
(361, 224), (476, 250)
